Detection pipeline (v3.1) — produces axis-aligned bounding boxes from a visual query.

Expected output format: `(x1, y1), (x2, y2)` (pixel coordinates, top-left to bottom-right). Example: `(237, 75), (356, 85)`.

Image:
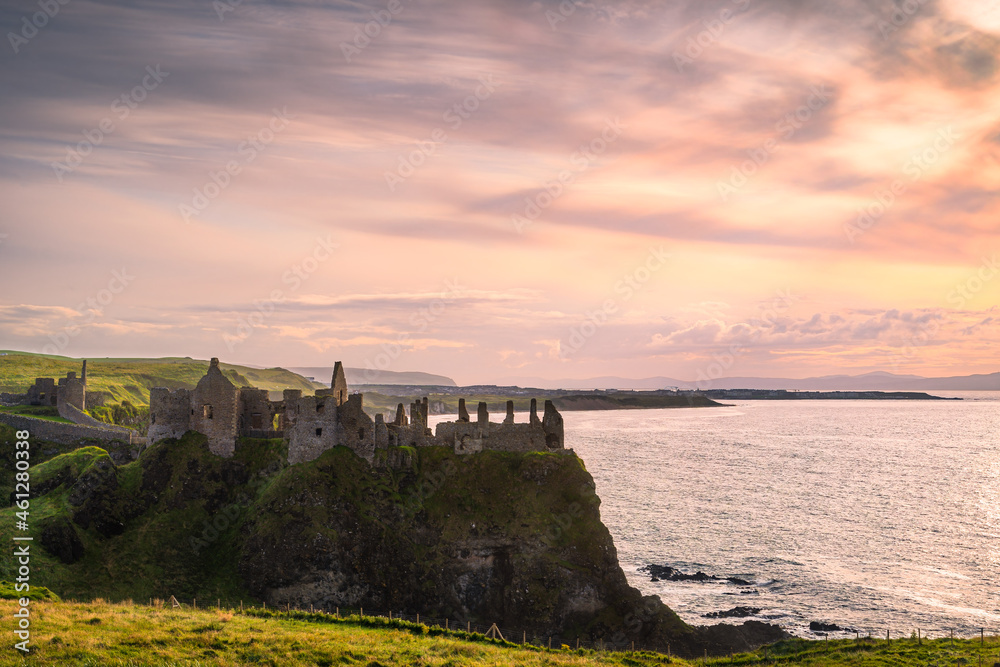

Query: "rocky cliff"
(2, 426), (786, 657)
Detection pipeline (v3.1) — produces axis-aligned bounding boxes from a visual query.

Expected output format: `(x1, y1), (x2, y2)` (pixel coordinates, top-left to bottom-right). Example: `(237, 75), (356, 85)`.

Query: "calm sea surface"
(562, 394), (1000, 637)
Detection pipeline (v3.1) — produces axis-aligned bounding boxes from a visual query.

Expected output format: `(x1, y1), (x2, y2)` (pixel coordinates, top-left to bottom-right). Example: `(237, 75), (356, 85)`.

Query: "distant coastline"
(695, 389), (959, 401)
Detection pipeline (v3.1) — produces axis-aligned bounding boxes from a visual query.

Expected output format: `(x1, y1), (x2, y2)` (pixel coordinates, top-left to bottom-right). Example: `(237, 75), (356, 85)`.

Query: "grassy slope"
(0, 351), (324, 406)
(0, 424), (277, 603)
(1, 601), (997, 666)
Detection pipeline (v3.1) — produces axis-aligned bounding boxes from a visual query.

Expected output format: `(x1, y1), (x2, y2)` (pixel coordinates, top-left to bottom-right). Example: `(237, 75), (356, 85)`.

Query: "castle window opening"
(251, 412), (263, 429)
(315, 428), (322, 437)
(203, 405), (214, 419)
(316, 402), (324, 413)
(358, 427), (365, 439)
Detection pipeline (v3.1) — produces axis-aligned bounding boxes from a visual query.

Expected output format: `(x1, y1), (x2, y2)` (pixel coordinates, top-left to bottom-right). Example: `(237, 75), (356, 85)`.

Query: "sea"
(562, 392), (1000, 638)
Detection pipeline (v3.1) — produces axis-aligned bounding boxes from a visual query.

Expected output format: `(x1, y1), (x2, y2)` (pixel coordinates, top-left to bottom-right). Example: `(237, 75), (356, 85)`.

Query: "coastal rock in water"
(642, 564), (753, 586)
(703, 606), (761, 619)
(809, 621), (856, 633)
(642, 564), (719, 581)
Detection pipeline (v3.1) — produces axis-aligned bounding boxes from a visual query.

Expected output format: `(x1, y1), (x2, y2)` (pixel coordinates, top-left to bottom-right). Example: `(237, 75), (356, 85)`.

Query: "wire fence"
(125, 596), (1000, 660)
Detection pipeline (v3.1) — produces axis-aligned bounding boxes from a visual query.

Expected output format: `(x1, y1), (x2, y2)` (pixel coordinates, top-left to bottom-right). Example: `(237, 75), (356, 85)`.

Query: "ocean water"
(563, 395), (1000, 638)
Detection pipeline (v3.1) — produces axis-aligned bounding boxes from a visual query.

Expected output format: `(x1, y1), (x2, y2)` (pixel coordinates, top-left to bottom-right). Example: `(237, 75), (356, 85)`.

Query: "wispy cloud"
(1, 0), (998, 382)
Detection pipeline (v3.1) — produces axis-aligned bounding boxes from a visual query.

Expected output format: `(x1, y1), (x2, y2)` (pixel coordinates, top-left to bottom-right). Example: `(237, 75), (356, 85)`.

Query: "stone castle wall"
(58, 372), (86, 411)
(285, 394), (343, 465)
(148, 387), (192, 443)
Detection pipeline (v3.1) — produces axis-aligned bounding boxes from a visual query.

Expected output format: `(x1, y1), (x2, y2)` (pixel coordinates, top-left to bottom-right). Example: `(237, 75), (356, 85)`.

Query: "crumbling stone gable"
(190, 358), (240, 457)
(331, 361), (348, 406)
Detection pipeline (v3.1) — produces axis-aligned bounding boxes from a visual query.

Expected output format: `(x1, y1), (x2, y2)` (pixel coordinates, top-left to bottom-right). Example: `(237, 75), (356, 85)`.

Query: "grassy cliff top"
(2, 600), (997, 666)
(0, 351), (324, 406)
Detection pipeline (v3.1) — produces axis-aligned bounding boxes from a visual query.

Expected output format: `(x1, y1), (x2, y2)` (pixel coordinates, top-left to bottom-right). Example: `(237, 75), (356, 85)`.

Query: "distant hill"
(288, 366), (457, 387)
(498, 371), (1000, 391)
(0, 351), (323, 406)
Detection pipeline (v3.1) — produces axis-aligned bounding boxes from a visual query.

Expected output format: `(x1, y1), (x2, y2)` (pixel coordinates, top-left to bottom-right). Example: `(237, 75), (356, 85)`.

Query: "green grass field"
(1, 600), (997, 666)
(0, 352), (324, 406)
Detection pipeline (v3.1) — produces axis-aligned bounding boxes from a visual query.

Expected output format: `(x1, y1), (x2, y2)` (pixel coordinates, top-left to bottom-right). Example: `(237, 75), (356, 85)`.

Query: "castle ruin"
(148, 358), (565, 464)
(26, 360), (88, 412)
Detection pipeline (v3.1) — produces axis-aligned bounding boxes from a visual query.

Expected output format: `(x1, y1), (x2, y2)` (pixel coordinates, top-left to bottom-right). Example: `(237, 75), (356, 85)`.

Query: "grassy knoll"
(0, 351), (323, 407)
(2, 600), (998, 666)
(0, 600), (688, 666)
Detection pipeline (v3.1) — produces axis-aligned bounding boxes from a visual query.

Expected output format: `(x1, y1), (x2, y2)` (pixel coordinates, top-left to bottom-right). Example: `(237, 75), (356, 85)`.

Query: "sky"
(1, 0), (998, 386)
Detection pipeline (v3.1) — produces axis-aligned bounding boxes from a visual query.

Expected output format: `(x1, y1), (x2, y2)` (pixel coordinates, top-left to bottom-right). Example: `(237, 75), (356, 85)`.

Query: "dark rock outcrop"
(810, 621), (856, 633)
(703, 606), (761, 619)
(642, 564), (752, 586)
(40, 517), (84, 564)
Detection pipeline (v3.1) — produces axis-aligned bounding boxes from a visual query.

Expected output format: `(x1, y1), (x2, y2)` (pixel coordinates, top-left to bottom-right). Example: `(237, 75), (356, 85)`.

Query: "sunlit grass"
(2, 601), (998, 667)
